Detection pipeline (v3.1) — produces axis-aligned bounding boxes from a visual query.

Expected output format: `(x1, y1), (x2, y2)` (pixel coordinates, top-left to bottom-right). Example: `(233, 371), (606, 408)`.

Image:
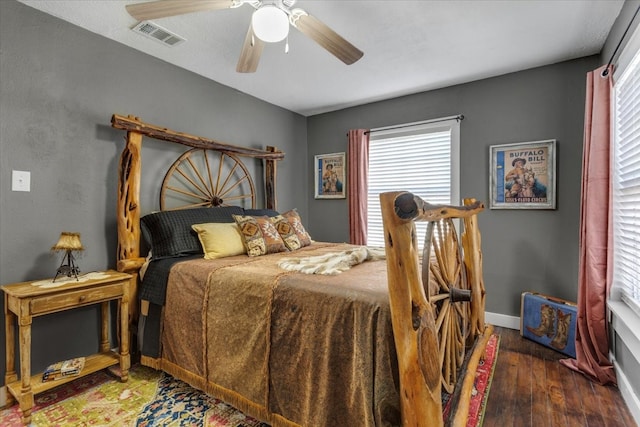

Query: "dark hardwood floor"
(483, 327), (636, 427)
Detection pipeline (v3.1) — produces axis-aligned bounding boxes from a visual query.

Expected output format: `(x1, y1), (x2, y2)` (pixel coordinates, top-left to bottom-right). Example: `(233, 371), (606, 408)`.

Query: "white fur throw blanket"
(278, 246), (386, 275)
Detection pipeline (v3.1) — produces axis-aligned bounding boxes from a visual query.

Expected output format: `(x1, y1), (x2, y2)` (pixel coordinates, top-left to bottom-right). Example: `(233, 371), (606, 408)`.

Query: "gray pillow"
(243, 208), (280, 217)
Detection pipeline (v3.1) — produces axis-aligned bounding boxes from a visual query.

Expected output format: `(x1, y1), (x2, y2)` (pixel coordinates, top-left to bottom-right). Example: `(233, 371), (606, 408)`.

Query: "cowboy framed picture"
(489, 139), (556, 209)
(314, 152), (346, 199)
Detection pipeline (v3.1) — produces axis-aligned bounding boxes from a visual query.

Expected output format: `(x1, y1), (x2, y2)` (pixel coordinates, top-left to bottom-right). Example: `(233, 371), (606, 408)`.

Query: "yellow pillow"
(191, 222), (246, 260)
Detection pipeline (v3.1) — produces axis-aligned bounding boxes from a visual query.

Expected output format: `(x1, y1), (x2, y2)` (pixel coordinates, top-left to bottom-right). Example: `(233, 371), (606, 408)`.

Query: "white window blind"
(367, 118), (460, 248)
(613, 30), (640, 315)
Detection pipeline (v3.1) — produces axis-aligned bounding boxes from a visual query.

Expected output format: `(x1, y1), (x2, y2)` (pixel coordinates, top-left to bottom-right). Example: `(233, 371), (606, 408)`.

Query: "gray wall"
(306, 56), (599, 317)
(0, 0), (306, 380)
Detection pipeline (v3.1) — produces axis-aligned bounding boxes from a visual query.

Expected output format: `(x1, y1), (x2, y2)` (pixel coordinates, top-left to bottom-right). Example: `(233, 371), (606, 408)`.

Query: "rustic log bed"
(111, 114), (491, 427)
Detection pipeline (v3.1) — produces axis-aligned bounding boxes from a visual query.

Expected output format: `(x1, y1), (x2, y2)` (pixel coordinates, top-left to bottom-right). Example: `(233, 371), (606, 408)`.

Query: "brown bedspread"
(159, 242), (401, 427)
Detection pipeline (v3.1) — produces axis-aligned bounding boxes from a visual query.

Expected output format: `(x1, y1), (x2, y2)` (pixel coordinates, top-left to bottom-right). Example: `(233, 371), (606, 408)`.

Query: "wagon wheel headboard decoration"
(160, 148), (256, 211)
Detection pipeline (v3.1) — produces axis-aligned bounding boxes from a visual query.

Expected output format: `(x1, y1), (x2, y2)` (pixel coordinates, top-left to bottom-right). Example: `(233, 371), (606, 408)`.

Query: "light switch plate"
(12, 170), (31, 192)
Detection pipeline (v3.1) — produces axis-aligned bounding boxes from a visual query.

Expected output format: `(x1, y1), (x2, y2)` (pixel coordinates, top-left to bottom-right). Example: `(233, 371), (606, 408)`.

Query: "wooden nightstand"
(2, 270), (132, 425)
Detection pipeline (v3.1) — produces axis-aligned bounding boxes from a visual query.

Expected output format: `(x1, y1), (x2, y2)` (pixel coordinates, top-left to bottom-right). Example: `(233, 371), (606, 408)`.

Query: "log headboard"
(110, 114), (284, 319)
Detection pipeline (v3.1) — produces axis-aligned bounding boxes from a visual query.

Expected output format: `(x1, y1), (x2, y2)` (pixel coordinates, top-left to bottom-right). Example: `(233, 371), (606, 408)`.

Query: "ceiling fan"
(125, 0), (364, 73)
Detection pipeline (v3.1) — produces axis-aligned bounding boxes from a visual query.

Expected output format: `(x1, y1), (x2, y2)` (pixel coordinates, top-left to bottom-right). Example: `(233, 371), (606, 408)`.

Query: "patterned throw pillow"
(271, 215), (302, 251)
(232, 215), (288, 257)
(280, 209), (312, 247)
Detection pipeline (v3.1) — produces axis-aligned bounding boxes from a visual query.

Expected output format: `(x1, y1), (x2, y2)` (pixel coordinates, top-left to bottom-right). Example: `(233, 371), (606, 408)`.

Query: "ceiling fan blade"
(293, 13), (363, 65)
(126, 0), (235, 21)
(236, 25), (264, 73)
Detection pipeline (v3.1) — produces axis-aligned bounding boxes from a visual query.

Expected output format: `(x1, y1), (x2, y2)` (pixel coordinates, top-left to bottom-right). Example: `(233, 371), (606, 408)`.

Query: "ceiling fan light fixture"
(252, 5), (289, 43)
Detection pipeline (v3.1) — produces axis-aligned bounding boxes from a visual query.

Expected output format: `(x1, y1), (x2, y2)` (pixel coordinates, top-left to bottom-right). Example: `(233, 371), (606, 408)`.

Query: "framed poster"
(489, 139), (556, 209)
(314, 152), (346, 199)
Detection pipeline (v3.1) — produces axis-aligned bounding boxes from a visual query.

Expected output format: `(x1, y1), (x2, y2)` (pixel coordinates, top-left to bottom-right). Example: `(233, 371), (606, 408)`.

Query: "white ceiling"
(18, 0), (624, 116)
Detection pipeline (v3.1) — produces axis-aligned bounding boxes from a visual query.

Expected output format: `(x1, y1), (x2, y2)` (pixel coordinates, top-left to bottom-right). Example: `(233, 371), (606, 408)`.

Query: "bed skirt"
(141, 356), (301, 427)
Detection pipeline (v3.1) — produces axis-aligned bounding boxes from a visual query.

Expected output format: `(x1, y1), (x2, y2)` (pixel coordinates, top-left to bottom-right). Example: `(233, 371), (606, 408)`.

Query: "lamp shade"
(252, 5), (289, 43)
(51, 232), (84, 251)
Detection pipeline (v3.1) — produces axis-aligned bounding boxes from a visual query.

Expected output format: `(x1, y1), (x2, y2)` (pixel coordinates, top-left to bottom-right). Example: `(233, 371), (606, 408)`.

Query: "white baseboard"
(0, 385), (6, 409)
(486, 311), (520, 330)
(612, 356), (640, 426)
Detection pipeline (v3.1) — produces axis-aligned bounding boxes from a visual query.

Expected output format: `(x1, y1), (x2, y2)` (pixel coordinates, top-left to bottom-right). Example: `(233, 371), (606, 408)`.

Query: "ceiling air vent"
(131, 21), (186, 47)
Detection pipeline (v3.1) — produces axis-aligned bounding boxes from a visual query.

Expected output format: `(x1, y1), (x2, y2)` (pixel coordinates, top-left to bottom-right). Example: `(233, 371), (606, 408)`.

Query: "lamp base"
(53, 251), (81, 282)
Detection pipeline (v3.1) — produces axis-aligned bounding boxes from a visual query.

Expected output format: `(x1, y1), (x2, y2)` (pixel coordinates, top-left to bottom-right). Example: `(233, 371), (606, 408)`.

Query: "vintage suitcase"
(520, 291), (577, 358)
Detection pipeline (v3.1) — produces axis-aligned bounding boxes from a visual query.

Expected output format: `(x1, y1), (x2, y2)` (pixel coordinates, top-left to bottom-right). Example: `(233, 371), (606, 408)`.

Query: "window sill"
(608, 300), (640, 366)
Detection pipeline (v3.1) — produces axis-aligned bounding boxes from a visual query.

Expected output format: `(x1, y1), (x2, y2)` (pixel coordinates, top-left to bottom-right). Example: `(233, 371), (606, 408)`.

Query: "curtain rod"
(602, 4), (640, 77)
(360, 114), (464, 136)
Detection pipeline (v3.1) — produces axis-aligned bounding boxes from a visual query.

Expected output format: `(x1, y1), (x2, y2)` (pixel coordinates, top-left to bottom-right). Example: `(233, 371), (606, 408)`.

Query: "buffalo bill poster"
(489, 140), (556, 209)
(314, 152), (346, 199)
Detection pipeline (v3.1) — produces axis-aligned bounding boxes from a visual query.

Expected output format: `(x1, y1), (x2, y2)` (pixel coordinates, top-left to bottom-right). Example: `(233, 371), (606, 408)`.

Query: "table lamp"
(51, 232), (84, 282)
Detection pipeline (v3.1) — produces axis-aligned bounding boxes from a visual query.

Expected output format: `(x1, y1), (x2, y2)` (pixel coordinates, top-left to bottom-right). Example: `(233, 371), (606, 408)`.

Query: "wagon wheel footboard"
(380, 191), (489, 427)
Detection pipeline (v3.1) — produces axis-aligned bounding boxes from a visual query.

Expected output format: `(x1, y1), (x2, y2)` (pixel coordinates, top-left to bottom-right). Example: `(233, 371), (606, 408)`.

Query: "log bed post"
(462, 197), (486, 338)
(380, 191), (487, 427)
(116, 129), (142, 264)
(265, 146), (278, 211)
(380, 191), (444, 426)
(116, 117), (145, 324)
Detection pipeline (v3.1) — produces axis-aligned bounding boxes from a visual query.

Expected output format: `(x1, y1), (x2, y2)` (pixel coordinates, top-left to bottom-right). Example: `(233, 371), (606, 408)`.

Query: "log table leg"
(18, 318), (34, 425)
(100, 301), (110, 353)
(119, 293), (130, 382)
(4, 294), (17, 406)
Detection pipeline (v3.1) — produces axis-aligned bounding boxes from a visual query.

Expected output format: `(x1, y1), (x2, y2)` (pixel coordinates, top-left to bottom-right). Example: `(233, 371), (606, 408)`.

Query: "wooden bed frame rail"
(380, 191), (490, 427)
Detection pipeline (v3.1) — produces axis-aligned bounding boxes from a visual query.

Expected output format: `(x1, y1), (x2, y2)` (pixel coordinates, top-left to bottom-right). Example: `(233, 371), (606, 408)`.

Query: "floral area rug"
(0, 365), (267, 426)
(1, 335), (498, 427)
(443, 333), (501, 427)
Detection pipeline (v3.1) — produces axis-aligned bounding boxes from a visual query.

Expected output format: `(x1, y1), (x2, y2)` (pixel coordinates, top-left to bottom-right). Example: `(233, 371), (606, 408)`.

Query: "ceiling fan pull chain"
(285, 35), (289, 54)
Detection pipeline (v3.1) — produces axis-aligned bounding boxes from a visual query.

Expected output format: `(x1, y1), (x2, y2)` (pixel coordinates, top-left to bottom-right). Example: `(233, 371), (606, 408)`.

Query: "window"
(612, 25), (640, 315)
(366, 118), (460, 248)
